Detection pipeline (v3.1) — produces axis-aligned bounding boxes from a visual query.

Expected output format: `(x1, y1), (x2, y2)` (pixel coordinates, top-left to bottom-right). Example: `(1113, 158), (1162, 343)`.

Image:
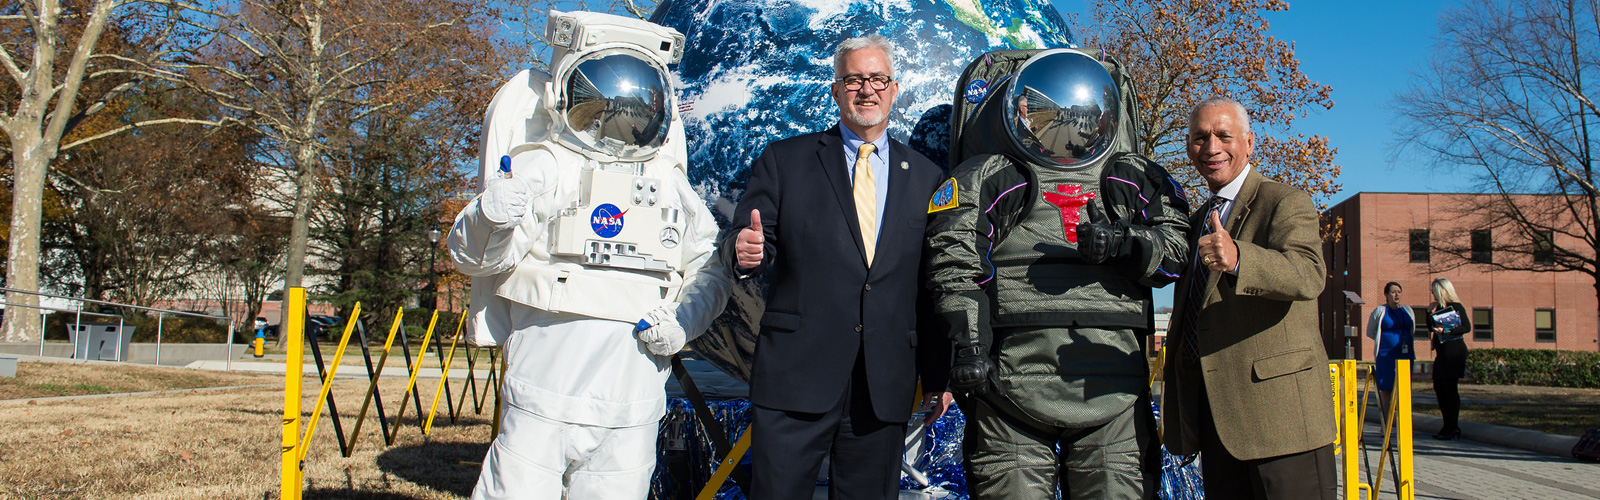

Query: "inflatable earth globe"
(651, 0), (1077, 381)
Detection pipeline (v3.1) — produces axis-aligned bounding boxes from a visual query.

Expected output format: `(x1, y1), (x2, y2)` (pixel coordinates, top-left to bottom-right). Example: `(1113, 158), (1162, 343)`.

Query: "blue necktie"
(1178, 197), (1225, 364)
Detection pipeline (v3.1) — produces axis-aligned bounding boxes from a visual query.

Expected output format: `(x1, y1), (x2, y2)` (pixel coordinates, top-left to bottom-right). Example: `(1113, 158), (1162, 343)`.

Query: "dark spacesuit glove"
(1077, 202), (1130, 264)
(949, 346), (1003, 397)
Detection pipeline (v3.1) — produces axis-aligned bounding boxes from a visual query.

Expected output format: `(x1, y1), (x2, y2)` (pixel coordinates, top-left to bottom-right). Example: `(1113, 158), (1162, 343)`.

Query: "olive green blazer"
(1161, 169), (1336, 461)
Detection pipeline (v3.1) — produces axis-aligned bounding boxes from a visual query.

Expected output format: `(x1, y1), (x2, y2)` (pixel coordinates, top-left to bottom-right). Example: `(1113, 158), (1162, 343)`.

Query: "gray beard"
(844, 108), (887, 129)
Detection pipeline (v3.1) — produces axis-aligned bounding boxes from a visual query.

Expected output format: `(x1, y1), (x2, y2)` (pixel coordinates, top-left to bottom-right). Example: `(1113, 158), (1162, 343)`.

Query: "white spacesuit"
(447, 11), (732, 499)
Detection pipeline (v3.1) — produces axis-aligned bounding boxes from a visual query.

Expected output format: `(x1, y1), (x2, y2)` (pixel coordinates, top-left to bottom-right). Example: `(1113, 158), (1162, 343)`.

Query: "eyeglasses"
(836, 75), (894, 91)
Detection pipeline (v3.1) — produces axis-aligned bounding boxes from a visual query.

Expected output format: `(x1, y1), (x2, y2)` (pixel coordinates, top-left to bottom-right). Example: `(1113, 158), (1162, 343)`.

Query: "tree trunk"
(275, 136), (321, 350)
(282, 144), (319, 290)
(2, 130), (49, 342)
(2, 0), (120, 343)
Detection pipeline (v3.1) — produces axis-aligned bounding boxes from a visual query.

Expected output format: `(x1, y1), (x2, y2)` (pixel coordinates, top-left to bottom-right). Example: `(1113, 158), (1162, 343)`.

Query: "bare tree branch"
(60, 117), (233, 150)
(1397, 0), (1600, 311)
(1078, 0), (1341, 206)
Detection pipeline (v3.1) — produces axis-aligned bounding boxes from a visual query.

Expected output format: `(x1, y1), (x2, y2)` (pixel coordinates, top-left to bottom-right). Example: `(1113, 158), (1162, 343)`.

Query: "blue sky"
(1049, 0), (1458, 308)
(1049, 0), (1460, 200)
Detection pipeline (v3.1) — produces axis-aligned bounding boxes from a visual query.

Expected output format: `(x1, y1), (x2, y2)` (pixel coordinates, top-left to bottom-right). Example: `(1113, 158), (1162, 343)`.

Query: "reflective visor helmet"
(560, 49), (672, 160)
(1005, 49), (1119, 169)
(544, 11), (684, 161)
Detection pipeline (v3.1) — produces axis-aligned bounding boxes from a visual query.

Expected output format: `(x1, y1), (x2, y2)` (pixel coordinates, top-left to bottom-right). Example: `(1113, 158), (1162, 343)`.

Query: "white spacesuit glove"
(636, 305), (686, 357)
(479, 176), (534, 229)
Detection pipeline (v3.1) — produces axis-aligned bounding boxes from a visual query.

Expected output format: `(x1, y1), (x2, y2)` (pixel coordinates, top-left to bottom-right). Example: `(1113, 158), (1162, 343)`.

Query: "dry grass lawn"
(1410, 381), (1600, 436)
(1, 363), (497, 499)
(0, 361), (283, 400)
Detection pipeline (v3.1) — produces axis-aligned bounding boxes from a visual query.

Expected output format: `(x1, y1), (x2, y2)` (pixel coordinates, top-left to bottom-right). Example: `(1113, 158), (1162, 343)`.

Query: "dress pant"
(749, 350), (903, 500)
(1432, 339), (1468, 434)
(961, 393), (1158, 499)
(1195, 379), (1336, 500)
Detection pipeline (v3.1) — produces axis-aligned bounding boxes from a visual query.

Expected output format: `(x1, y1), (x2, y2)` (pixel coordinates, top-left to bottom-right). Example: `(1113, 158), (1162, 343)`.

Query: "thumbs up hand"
(480, 175), (534, 229)
(1196, 209), (1237, 272)
(735, 209), (765, 270)
(1076, 202), (1129, 265)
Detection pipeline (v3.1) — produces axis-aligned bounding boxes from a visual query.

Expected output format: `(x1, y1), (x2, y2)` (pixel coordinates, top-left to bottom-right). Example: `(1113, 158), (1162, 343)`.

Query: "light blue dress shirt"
(838, 123), (891, 237)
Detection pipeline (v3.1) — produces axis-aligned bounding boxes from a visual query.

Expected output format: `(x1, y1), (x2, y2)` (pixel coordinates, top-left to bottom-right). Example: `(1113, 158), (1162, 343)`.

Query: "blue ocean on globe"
(646, 1), (1204, 499)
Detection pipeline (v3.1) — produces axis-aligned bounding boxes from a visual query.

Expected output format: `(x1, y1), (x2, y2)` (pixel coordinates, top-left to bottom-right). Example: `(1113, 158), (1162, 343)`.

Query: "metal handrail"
(1, 287), (238, 368)
(1, 286), (228, 319)
(0, 300), (123, 318)
(0, 300), (122, 357)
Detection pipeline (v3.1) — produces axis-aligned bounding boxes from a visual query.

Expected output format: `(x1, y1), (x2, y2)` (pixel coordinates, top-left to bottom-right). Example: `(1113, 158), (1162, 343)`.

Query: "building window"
(1410, 230), (1430, 263)
(1472, 307), (1493, 341)
(1343, 236), (1350, 269)
(1329, 238), (1338, 271)
(1533, 230), (1555, 265)
(1471, 229), (1492, 263)
(1535, 309), (1556, 342)
(1412, 306), (1431, 340)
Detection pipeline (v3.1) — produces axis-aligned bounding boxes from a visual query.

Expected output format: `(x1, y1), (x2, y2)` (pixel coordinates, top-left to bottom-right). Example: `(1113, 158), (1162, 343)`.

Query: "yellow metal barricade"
(491, 345), (507, 438)
(1374, 360), (1415, 499)
(349, 308), (406, 451)
(387, 310), (442, 443)
(1334, 360), (1368, 499)
(424, 312), (468, 434)
(695, 428), (753, 500)
(278, 298), (502, 497)
(298, 303), (361, 463)
(280, 288), (306, 500)
(1330, 359), (1415, 500)
(1399, 360), (1414, 499)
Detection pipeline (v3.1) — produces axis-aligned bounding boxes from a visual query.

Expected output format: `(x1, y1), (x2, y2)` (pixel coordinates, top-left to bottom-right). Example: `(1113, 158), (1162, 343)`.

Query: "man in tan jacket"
(1161, 97), (1336, 499)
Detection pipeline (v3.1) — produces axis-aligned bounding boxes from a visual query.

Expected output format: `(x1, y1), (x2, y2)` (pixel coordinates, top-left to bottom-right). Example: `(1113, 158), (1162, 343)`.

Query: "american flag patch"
(1168, 177), (1186, 204)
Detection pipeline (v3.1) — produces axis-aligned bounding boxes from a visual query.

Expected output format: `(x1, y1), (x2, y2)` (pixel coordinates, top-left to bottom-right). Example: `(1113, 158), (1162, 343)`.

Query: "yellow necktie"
(853, 143), (878, 266)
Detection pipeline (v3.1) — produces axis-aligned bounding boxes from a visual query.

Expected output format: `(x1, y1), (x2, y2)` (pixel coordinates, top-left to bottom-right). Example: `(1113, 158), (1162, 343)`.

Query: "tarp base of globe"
(649, 399), (1205, 500)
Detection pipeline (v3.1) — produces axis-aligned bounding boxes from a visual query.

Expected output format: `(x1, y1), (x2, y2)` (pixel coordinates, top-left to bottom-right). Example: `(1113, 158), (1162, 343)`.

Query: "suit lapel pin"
(900, 161), (909, 170)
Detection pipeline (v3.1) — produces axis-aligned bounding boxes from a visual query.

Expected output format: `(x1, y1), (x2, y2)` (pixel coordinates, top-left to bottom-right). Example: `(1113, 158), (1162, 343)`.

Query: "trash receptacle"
(68, 322), (137, 361)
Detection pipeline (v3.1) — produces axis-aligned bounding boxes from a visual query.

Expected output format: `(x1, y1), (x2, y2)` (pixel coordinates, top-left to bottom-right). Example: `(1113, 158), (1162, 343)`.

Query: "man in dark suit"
(1160, 97), (1336, 500)
(719, 34), (951, 500)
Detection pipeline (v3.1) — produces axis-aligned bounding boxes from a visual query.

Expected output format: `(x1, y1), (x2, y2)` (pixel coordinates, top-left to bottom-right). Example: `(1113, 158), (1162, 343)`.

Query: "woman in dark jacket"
(1425, 277), (1470, 440)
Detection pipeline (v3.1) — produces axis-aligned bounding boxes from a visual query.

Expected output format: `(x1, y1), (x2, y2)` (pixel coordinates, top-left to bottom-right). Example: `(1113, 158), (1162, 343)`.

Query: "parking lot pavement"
(1352, 419), (1600, 500)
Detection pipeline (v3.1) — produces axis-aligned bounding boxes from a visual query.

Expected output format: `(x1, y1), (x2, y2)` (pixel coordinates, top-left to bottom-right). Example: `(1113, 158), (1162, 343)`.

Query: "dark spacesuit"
(924, 48), (1190, 499)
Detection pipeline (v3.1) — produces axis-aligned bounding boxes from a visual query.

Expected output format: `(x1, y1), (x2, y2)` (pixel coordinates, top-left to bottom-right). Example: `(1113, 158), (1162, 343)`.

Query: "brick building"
(1319, 193), (1599, 362)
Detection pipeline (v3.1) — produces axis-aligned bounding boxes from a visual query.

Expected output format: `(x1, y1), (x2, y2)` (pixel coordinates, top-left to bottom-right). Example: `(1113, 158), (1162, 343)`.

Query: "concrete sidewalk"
(1355, 387), (1599, 500)
(185, 358), (494, 381)
(4, 352), (493, 382)
(0, 341), (248, 366)
(1354, 417), (1600, 500)
(1368, 398), (1584, 458)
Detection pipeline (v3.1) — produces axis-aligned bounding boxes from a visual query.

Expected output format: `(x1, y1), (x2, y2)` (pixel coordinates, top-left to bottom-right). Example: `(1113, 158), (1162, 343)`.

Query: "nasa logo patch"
(965, 79), (989, 104)
(928, 178), (959, 213)
(590, 203), (626, 238)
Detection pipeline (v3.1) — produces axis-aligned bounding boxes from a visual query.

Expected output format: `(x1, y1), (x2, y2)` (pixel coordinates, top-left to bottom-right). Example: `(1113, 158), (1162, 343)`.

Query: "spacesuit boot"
(926, 48), (1191, 499)
(447, 10), (732, 500)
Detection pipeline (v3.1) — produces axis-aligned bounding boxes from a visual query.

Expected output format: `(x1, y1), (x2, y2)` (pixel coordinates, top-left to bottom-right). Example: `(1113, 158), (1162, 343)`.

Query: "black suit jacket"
(720, 125), (950, 423)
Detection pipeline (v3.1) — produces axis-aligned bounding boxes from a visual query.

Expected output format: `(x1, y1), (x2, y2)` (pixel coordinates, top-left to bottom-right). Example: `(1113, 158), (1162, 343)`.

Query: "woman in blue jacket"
(1366, 281), (1414, 418)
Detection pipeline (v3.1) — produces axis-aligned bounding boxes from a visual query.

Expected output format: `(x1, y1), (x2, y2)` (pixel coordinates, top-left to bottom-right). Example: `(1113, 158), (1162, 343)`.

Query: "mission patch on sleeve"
(928, 177), (959, 213)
